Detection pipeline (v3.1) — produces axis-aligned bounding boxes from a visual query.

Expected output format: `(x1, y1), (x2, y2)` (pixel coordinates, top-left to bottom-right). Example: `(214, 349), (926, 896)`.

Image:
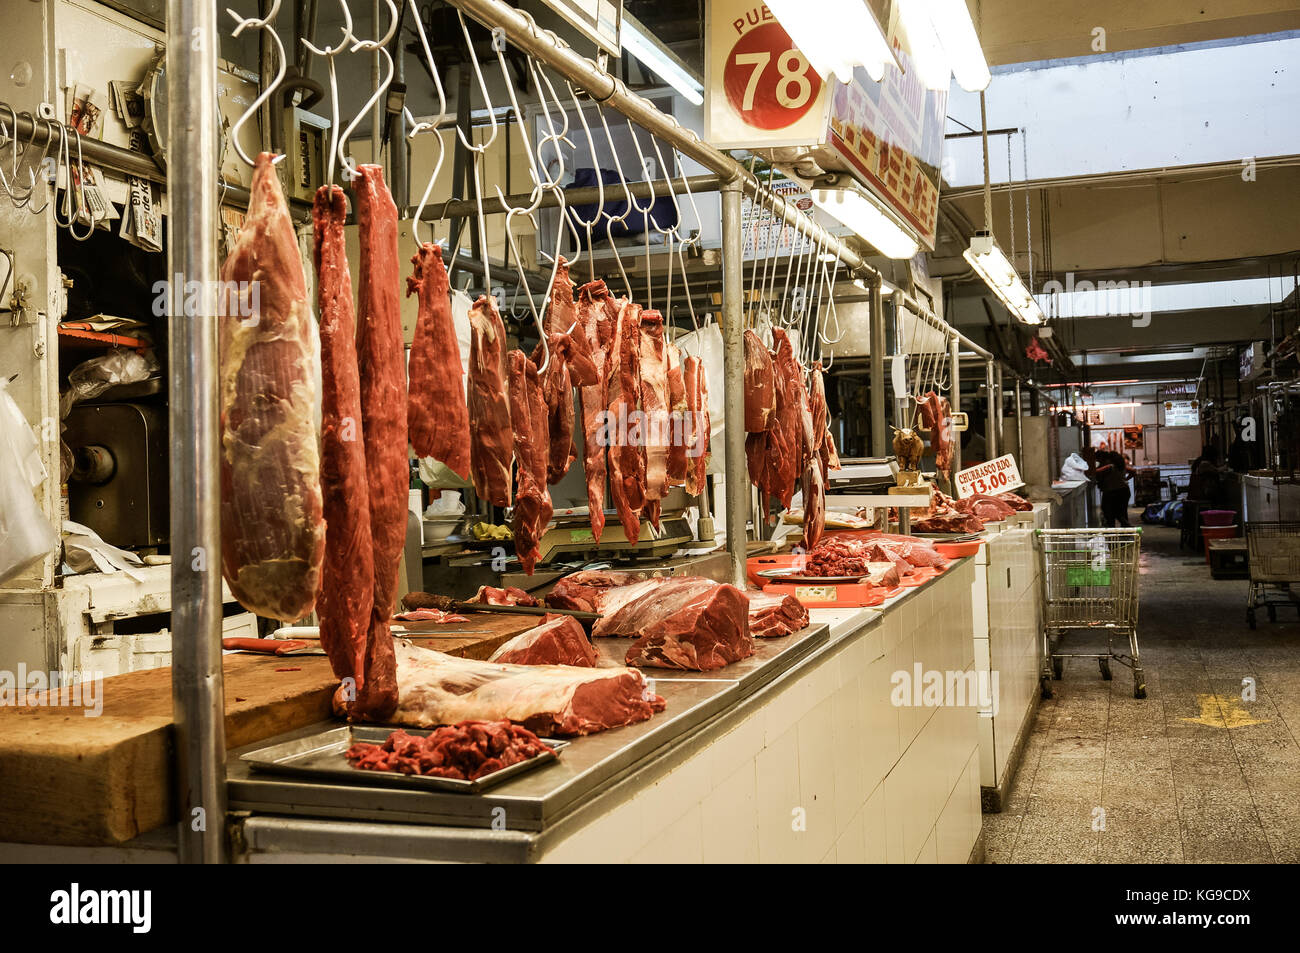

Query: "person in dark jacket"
(1089, 450), (1134, 527)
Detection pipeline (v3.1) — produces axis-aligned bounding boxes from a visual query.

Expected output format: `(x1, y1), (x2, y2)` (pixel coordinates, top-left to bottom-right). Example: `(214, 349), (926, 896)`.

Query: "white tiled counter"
(971, 504), (1047, 811)
(230, 560), (985, 864)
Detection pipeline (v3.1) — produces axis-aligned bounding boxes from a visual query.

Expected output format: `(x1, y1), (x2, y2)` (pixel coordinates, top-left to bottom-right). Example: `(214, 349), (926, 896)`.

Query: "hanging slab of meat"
(406, 242), (471, 478)
(664, 341), (689, 487)
(917, 390), (953, 479)
(751, 328), (802, 518)
(352, 163), (406, 720)
(342, 639), (666, 736)
(594, 576), (754, 672)
(508, 350), (554, 575)
(218, 153), (325, 622)
(489, 615), (598, 667)
(311, 184), (372, 684)
(467, 294), (513, 507)
(638, 310), (671, 515)
(744, 328), (776, 432)
(545, 257), (598, 387)
(746, 591), (810, 638)
(346, 722), (551, 780)
(575, 280), (613, 542)
(795, 366), (826, 550)
(533, 333), (576, 485)
(607, 300), (646, 545)
(683, 355), (709, 496)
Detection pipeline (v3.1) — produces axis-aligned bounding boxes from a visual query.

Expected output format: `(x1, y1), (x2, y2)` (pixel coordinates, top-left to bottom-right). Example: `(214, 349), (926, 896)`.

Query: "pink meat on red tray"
(489, 615), (598, 667)
(341, 639), (665, 736)
(345, 721), (551, 780)
(592, 576), (754, 671)
(805, 535), (948, 577)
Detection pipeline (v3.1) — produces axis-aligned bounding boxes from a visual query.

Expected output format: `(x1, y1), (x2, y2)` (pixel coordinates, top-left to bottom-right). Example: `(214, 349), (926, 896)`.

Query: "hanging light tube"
(764, 0), (895, 83)
(964, 232), (1045, 325)
(925, 0), (991, 92)
(810, 181), (920, 259)
(621, 13), (704, 105)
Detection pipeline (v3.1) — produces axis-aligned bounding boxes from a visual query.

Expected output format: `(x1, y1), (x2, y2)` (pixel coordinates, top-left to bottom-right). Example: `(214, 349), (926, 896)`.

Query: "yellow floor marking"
(1179, 693), (1269, 729)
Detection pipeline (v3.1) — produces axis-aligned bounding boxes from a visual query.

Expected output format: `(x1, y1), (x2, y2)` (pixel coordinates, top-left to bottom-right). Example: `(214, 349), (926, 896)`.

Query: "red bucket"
(1201, 510), (1237, 528)
(1203, 524), (1238, 563)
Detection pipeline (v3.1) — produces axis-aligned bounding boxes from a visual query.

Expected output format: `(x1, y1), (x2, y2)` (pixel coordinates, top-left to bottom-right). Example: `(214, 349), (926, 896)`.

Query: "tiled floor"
(984, 519), (1300, 863)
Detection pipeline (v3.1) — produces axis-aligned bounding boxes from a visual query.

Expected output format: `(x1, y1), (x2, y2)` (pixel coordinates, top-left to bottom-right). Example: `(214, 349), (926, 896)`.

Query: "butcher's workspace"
(1, 0), (1299, 897)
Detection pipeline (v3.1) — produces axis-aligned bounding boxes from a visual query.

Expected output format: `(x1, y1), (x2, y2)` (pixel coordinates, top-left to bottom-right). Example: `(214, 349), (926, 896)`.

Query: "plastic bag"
(424, 490), (466, 519)
(62, 520), (144, 577)
(1060, 452), (1089, 482)
(59, 346), (159, 418)
(0, 380), (59, 585)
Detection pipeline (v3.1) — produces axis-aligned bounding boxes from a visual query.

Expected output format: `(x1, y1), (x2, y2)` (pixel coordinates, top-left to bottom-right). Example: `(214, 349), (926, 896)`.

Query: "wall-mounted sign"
(1164, 399), (1200, 427)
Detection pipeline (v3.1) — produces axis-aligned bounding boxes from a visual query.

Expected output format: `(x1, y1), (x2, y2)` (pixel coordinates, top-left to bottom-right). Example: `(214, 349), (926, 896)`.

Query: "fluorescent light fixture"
(765, 0), (895, 83)
(810, 182), (920, 259)
(621, 13), (704, 106)
(926, 0), (991, 91)
(897, 0), (952, 90)
(963, 232), (1045, 325)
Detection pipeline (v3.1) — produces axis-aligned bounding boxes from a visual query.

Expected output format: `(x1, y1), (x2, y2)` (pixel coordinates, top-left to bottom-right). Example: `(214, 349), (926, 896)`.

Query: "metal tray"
(755, 567), (867, 584)
(242, 725), (568, 794)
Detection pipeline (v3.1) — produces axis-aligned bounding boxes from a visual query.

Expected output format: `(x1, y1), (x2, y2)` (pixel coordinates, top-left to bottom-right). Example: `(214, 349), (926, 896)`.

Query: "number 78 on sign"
(721, 9), (823, 131)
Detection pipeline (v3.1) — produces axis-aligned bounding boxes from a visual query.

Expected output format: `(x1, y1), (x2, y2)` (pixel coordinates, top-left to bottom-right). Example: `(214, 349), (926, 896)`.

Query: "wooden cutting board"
(0, 613), (537, 847)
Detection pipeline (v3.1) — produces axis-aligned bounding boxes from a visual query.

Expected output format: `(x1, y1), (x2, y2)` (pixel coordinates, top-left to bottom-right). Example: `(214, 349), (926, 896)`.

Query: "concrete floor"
(984, 519), (1300, 863)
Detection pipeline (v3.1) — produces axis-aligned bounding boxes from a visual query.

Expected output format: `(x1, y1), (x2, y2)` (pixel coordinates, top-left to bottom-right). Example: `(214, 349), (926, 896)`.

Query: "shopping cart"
(1037, 528), (1145, 699)
(1245, 521), (1300, 629)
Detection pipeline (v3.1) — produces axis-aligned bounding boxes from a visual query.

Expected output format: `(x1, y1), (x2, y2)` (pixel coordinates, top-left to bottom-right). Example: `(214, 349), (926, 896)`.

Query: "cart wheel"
(1133, 668), (1147, 699)
(1247, 610), (1257, 630)
(1040, 676), (1054, 700)
(1267, 605), (1277, 623)
(1052, 656), (1063, 680)
(1099, 658), (1113, 680)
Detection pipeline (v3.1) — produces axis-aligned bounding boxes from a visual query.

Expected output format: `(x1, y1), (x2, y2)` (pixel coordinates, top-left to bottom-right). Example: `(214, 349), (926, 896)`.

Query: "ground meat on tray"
(345, 720), (552, 780)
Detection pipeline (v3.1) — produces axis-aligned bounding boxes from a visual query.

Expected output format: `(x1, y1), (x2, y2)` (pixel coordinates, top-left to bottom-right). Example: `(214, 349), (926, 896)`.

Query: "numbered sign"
(706, 0), (831, 147)
(954, 453), (1025, 500)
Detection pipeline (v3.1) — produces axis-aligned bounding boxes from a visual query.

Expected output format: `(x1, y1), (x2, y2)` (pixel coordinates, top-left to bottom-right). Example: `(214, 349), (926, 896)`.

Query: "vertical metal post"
(371, 0), (382, 163)
(995, 364), (1005, 454)
(720, 179), (748, 588)
(1014, 379), (1024, 464)
(870, 276), (887, 457)
(949, 335), (962, 475)
(985, 361), (998, 459)
(167, 0), (227, 864)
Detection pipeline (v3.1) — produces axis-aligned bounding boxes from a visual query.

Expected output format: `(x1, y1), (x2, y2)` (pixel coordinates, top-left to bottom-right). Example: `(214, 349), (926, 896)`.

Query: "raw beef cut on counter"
(392, 608), (469, 623)
(592, 576), (754, 672)
(353, 163), (405, 720)
(341, 639), (665, 736)
(912, 512), (984, 534)
(743, 328), (776, 432)
(219, 152), (325, 622)
(467, 295), (513, 507)
(956, 492), (1017, 522)
(607, 300), (646, 544)
(508, 350), (554, 575)
(469, 585), (540, 607)
(746, 591), (810, 638)
(312, 184), (371, 684)
(406, 242), (471, 477)
(345, 722), (551, 780)
(545, 569), (649, 612)
(488, 615), (598, 667)
(995, 492), (1032, 512)
(575, 280), (614, 541)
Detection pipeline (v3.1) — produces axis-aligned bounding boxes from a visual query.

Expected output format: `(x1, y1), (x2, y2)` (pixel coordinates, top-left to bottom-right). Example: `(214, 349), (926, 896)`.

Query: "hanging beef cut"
(352, 164), (405, 720)
(488, 615), (598, 667)
(219, 152), (325, 623)
(534, 333), (576, 485)
(545, 257), (598, 387)
(406, 242), (471, 477)
(467, 294), (513, 507)
(638, 309), (671, 530)
(508, 350), (554, 575)
(607, 299), (646, 544)
(744, 328), (776, 432)
(746, 328), (801, 520)
(683, 355), (709, 496)
(918, 390), (953, 479)
(575, 280), (614, 542)
(340, 639), (666, 736)
(311, 184), (372, 686)
(664, 341), (688, 487)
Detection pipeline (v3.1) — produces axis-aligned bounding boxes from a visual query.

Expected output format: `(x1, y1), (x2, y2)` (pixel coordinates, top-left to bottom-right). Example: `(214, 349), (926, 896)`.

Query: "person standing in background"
(1088, 449), (1135, 527)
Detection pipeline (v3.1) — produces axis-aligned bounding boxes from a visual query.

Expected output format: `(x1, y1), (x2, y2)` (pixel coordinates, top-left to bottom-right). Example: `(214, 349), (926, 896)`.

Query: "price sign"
(706, 0), (831, 147)
(954, 453), (1025, 500)
(722, 22), (821, 130)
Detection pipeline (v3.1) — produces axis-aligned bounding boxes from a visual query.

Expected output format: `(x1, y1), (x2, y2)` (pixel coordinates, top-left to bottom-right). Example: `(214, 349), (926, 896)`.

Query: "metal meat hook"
(227, 0), (290, 168)
(336, 0), (399, 180)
